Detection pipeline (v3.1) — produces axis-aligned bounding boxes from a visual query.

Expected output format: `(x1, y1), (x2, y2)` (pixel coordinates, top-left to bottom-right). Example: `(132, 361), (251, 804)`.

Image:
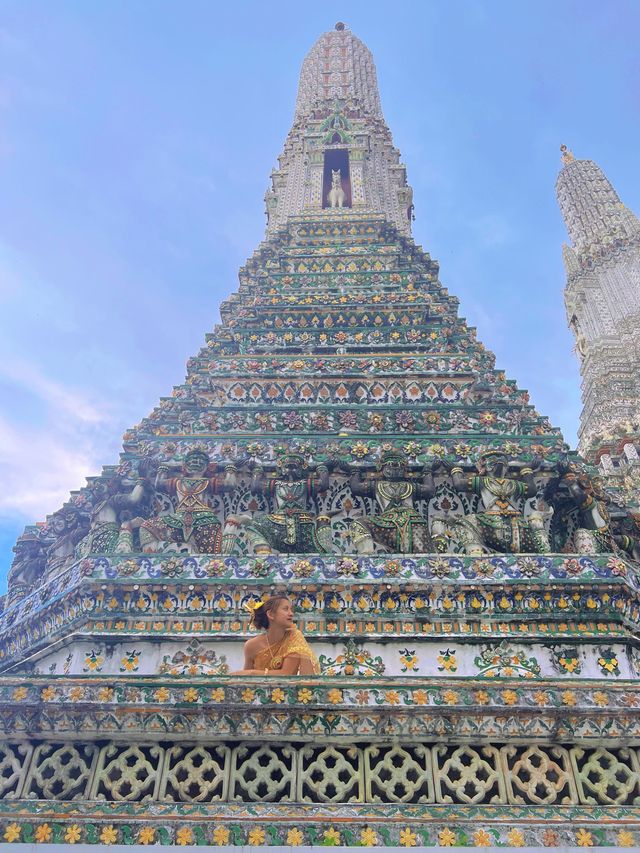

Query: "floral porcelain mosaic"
(2, 22), (640, 849)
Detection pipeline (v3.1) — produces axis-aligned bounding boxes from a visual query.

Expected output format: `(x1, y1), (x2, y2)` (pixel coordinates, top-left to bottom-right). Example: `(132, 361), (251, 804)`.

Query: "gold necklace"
(264, 632), (285, 667)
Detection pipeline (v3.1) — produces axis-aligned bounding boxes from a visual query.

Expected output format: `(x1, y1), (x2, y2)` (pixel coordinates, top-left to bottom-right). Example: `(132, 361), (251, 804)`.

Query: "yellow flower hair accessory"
(244, 599), (265, 627)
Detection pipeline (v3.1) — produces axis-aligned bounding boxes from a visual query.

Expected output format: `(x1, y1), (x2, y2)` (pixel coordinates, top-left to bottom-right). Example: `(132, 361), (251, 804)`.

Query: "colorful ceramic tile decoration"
(2, 22), (640, 848)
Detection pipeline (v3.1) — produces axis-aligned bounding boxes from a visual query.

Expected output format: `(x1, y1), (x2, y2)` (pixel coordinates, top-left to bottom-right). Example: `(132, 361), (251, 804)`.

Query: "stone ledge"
(1, 676), (639, 740)
(0, 802), (638, 848)
(84, 553), (639, 587)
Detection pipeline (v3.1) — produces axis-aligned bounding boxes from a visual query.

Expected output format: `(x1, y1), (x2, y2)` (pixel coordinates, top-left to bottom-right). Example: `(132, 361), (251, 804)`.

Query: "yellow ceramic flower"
(64, 824), (82, 844)
(35, 824), (52, 843)
(327, 688), (343, 705)
(360, 827), (377, 846)
(99, 825), (118, 845)
(561, 690), (577, 706)
(69, 686), (84, 702)
(324, 827), (341, 845)
(533, 691), (549, 706)
(438, 828), (456, 846)
(575, 828), (593, 847)
(248, 828), (265, 845)
(399, 827), (417, 847)
(4, 823), (21, 842)
(473, 828), (492, 847)
(98, 687), (114, 703)
(617, 829), (636, 847)
(443, 689), (459, 705)
(242, 688), (255, 703)
(437, 653), (457, 672)
(271, 688), (286, 704)
(213, 826), (230, 845)
(501, 689), (517, 706)
(154, 687), (170, 703)
(41, 686), (56, 702)
(176, 827), (194, 846)
(385, 690), (400, 705)
(593, 691), (608, 707)
(211, 688), (225, 702)
(183, 687), (199, 703)
(413, 690), (428, 706)
(286, 828), (304, 846)
(297, 688), (313, 704)
(138, 826), (156, 844)
(12, 686), (28, 701)
(506, 828), (525, 847)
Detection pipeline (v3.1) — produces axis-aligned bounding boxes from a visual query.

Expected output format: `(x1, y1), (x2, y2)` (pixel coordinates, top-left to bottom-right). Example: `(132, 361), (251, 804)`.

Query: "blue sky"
(1, 0), (639, 590)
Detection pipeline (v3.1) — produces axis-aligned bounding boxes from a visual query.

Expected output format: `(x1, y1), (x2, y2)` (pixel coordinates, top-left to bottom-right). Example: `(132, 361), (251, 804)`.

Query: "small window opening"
(322, 149), (352, 208)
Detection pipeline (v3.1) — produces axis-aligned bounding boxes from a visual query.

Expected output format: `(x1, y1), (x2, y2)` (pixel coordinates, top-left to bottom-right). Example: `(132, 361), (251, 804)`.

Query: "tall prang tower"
(556, 146), (640, 501)
(1, 25), (640, 851)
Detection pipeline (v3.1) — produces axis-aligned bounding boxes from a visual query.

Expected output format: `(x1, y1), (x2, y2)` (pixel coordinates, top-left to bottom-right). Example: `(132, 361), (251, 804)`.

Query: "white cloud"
(0, 414), (99, 518)
(0, 360), (120, 522)
(0, 360), (105, 424)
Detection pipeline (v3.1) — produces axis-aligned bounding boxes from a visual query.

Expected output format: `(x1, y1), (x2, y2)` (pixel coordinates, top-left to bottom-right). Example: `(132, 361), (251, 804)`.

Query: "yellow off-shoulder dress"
(253, 627), (320, 674)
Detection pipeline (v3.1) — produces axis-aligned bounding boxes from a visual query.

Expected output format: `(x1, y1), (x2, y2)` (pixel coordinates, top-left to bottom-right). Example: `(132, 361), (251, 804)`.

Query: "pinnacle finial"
(294, 24), (382, 123)
(560, 144), (575, 165)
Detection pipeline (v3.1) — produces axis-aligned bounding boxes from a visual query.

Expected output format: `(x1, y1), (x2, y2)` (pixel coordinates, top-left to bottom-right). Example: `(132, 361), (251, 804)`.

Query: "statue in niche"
(224, 454), (331, 555)
(327, 169), (346, 209)
(134, 449), (237, 554)
(348, 450), (439, 554)
(449, 451), (551, 555)
(76, 472), (152, 556)
(45, 506), (91, 573)
(7, 531), (47, 602)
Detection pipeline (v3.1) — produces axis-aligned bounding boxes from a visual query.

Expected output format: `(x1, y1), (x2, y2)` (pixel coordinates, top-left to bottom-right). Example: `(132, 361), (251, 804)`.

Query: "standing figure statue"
(327, 169), (346, 209)
(45, 506), (91, 574)
(450, 451), (551, 555)
(7, 532), (47, 605)
(137, 450), (237, 554)
(349, 450), (438, 554)
(76, 473), (150, 557)
(552, 463), (617, 553)
(226, 454), (331, 555)
(610, 508), (640, 562)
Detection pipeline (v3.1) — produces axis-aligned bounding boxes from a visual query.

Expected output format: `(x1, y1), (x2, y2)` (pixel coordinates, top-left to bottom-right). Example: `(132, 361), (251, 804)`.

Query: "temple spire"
(265, 23), (414, 237)
(556, 147), (640, 257)
(556, 149), (640, 474)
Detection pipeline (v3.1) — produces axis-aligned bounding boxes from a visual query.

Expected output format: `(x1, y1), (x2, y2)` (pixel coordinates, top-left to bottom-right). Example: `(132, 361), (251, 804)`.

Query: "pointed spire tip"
(560, 144), (575, 165)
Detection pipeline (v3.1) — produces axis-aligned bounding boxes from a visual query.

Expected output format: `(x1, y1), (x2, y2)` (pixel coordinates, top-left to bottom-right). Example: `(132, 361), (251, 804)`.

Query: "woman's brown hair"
(250, 595), (290, 630)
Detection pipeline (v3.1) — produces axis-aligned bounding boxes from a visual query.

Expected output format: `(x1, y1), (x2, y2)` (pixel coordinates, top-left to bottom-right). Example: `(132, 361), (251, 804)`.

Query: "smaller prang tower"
(556, 146), (640, 500)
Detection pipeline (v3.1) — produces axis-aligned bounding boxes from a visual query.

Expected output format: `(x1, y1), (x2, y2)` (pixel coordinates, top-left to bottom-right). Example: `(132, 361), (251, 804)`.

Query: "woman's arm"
(233, 655), (302, 676)
(243, 641), (255, 671)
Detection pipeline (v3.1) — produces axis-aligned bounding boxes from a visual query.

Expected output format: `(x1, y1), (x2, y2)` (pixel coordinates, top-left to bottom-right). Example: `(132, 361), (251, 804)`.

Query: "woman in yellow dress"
(234, 595), (320, 675)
